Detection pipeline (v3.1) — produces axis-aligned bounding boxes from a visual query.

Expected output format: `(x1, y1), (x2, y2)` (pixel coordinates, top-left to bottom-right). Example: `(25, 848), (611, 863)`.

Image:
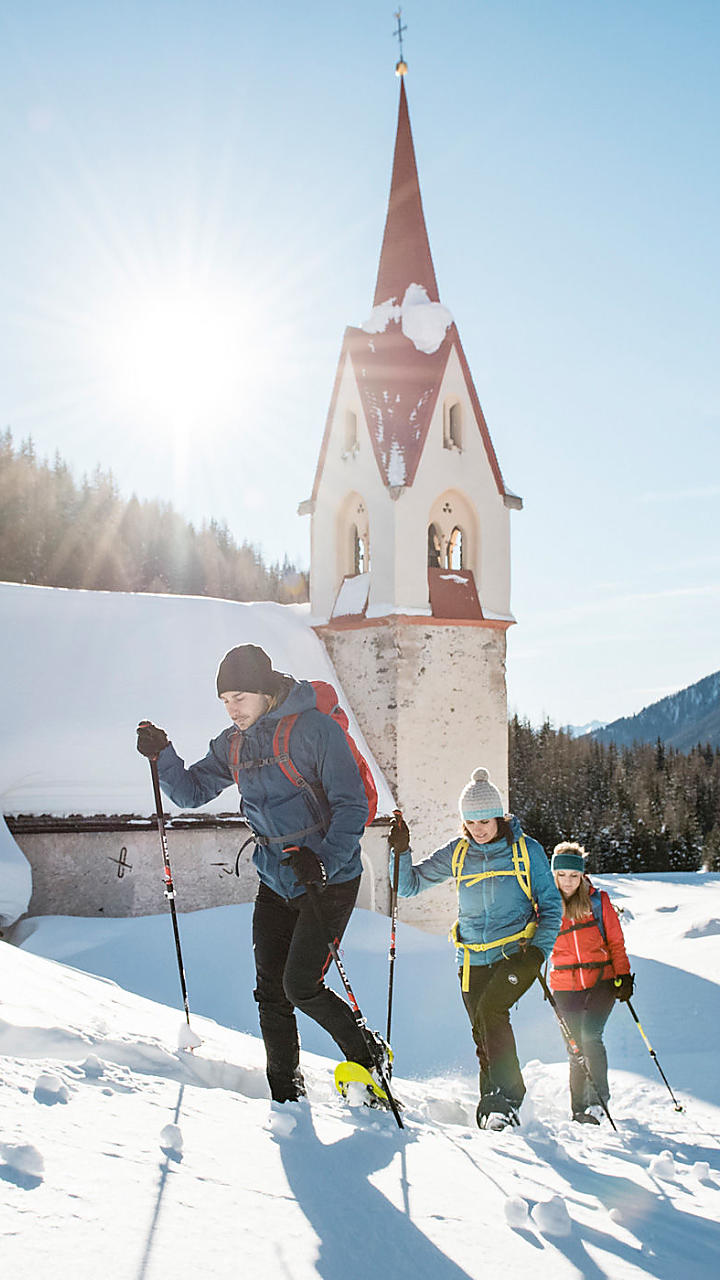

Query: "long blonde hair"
(553, 841), (593, 921)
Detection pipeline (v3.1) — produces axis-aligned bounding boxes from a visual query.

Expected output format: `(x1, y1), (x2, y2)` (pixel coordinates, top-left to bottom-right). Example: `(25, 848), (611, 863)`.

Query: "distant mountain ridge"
(592, 670), (720, 751)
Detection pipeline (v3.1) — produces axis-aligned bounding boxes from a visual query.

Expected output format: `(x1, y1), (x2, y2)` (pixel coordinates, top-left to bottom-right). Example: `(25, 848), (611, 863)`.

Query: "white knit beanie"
(459, 767), (504, 822)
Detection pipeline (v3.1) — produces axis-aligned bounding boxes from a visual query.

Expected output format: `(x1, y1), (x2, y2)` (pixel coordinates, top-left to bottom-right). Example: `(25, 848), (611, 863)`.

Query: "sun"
(96, 286), (250, 433)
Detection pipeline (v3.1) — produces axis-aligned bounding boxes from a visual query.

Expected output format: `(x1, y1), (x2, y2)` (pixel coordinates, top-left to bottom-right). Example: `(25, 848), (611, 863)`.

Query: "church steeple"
(301, 70), (520, 626)
(373, 79), (439, 307)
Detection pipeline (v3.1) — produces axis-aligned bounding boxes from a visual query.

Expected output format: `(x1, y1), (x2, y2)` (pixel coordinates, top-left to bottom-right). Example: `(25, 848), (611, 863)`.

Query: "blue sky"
(2, 1), (719, 727)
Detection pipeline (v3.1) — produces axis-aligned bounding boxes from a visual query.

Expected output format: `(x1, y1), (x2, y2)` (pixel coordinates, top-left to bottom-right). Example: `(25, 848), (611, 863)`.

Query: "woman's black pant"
(252, 876), (372, 1101)
(461, 951), (540, 1107)
(554, 980), (616, 1112)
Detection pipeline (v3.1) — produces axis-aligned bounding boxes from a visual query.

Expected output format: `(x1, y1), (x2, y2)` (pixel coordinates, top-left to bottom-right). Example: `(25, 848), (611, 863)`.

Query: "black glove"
(282, 846), (327, 890)
(136, 721), (170, 758)
(613, 973), (634, 1002)
(523, 944), (544, 976)
(388, 812), (410, 854)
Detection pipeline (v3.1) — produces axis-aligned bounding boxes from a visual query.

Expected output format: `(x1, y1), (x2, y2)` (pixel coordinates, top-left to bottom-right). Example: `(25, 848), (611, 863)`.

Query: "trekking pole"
(537, 971), (617, 1131)
(625, 998), (684, 1112)
(147, 754), (192, 1029)
(283, 847), (404, 1129)
(386, 809), (403, 1045)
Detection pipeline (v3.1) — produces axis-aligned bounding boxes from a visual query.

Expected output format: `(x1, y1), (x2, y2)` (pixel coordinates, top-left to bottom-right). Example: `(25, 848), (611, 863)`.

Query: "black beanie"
(216, 645), (279, 696)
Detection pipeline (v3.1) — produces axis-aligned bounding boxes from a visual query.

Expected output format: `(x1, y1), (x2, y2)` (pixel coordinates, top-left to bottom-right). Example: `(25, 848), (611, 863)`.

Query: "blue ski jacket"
(392, 815), (562, 968)
(156, 680), (368, 900)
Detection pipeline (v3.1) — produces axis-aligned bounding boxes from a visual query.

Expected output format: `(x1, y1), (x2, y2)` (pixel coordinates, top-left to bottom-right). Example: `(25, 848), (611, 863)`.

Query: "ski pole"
(386, 809), (403, 1045)
(147, 753), (192, 1027)
(537, 970), (617, 1131)
(283, 846), (404, 1129)
(625, 998), (684, 1112)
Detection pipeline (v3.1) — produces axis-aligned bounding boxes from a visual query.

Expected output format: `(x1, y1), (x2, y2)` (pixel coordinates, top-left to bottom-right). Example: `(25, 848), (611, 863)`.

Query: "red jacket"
(549, 884), (630, 991)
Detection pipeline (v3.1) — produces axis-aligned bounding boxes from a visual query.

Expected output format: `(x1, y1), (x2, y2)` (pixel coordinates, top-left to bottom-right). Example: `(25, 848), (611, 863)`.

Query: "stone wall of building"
(5, 820), (391, 930)
(319, 618), (509, 934)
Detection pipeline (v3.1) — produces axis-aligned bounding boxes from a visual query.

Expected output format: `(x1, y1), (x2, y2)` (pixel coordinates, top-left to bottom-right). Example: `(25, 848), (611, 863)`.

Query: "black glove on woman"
(388, 813), (410, 854)
(613, 973), (635, 1002)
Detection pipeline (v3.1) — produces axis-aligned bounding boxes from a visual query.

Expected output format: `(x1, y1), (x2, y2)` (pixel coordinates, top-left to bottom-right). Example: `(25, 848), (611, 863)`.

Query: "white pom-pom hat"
(459, 767), (504, 821)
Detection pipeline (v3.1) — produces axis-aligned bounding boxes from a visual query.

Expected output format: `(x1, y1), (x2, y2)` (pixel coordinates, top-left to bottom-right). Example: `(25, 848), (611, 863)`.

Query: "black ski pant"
(252, 876), (372, 1101)
(554, 980), (615, 1112)
(460, 950), (540, 1108)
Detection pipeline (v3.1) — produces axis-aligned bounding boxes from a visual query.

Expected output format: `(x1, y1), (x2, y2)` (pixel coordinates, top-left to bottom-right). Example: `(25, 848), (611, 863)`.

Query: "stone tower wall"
(319, 619), (509, 934)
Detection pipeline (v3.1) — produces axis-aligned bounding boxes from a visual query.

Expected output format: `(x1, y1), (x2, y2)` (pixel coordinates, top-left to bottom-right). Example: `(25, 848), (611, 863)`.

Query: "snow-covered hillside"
(2, 874), (719, 1278)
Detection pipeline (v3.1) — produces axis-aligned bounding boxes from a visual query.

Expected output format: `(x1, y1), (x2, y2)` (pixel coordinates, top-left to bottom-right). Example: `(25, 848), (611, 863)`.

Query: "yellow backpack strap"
(512, 836), (534, 903)
(451, 838), (469, 884)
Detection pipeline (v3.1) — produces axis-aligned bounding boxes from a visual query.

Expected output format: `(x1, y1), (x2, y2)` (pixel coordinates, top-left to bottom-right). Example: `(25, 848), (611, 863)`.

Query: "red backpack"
(228, 680), (378, 825)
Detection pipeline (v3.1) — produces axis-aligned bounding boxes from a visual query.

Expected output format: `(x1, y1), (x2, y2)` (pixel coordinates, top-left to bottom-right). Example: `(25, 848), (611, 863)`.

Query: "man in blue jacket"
(137, 643), (374, 1102)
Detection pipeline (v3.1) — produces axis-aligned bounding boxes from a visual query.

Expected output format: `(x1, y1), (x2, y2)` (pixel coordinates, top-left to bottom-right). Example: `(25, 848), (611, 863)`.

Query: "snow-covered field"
(2, 874), (720, 1278)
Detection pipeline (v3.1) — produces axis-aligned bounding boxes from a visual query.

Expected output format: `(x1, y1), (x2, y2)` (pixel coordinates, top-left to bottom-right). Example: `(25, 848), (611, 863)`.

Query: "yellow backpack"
(449, 835), (538, 990)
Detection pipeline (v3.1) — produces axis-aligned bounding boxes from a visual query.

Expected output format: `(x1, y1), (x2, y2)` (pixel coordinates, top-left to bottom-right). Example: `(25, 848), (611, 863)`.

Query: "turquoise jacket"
(156, 679), (367, 900)
(393, 815), (562, 968)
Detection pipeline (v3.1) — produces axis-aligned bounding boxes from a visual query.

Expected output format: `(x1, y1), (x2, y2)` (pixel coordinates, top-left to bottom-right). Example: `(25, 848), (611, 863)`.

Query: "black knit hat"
(216, 645), (279, 696)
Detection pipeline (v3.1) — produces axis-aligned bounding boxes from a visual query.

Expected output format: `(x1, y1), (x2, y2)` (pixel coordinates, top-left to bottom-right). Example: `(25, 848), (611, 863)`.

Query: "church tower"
(299, 74), (522, 930)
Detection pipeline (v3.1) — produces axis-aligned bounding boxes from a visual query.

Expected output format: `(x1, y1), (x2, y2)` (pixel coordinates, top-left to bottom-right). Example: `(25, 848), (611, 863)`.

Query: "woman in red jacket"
(549, 842), (633, 1124)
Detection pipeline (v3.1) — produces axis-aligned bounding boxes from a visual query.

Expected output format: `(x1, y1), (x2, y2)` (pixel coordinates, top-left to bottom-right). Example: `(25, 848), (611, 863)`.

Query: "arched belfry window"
(427, 523), (442, 568)
(352, 525), (368, 575)
(444, 400), (462, 450)
(344, 410), (358, 454)
(339, 492), (370, 582)
(447, 526), (464, 571)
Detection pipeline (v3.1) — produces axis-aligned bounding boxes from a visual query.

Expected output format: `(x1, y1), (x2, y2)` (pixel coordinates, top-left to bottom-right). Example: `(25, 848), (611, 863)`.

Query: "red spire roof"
(373, 79), (439, 306)
(306, 79), (509, 504)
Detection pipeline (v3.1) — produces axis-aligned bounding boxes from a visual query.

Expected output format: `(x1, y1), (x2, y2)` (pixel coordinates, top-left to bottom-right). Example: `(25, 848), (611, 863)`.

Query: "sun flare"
(97, 288), (250, 432)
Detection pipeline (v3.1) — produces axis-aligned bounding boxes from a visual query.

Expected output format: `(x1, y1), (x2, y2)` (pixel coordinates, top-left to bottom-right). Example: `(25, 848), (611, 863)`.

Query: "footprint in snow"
(34, 1072), (70, 1106)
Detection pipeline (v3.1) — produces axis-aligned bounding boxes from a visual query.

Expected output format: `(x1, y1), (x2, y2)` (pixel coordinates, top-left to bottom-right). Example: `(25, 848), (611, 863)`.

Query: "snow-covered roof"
(0, 582), (395, 819)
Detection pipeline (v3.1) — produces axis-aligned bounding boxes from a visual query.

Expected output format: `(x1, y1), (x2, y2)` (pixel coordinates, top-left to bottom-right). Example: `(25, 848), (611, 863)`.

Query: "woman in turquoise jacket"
(390, 767), (562, 1130)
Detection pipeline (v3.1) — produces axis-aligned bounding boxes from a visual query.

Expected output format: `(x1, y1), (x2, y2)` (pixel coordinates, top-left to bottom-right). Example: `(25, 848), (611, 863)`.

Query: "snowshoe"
(476, 1092), (520, 1131)
(334, 1061), (394, 1110)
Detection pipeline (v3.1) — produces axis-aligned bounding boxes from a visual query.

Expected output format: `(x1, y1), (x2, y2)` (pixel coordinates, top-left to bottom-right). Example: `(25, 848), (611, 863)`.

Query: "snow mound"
(0, 1141), (45, 1178)
(692, 1161), (711, 1181)
(177, 1021), (203, 1051)
(266, 1105), (298, 1139)
(504, 1195), (530, 1228)
(531, 1195), (572, 1236)
(159, 1123), (183, 1154)
(649, 1150), (676, 1179)
(0, 814), (32, 927)
(34, 1071), (70, 1105)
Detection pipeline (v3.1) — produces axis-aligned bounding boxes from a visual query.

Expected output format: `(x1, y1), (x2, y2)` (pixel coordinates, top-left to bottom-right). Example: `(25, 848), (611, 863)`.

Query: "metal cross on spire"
(393, 8), (408, 76)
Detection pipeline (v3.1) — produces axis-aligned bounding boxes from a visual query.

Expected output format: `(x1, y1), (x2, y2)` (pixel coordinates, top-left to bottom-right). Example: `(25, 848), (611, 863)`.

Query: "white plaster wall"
(320, 620), (509, 934)
(309, 345), (513, 619)
(11, 823), (389, 921)
(310, 354), (390, 619)
(402, 347), (512, 616)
